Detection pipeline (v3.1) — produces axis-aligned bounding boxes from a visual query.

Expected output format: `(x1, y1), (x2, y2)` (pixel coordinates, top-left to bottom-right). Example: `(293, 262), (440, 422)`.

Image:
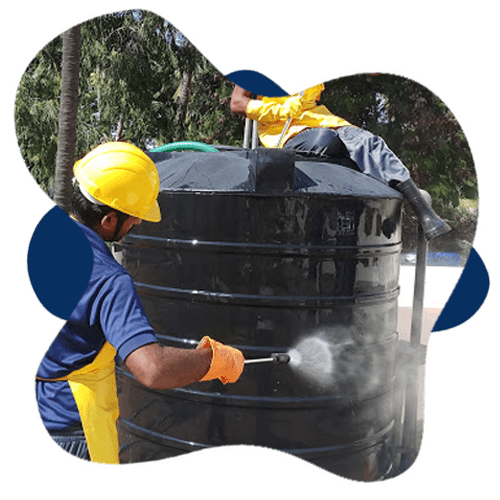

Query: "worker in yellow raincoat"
(230, 83), (451, 241)
(36, 142), (245, 463)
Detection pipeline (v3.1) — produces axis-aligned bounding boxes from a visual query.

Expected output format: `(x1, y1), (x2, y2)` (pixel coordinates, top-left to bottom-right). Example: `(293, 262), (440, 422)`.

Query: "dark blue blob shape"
(432, 247), (489, 332)
(27, 206), (93, 320)
(225, 70), (289, 97)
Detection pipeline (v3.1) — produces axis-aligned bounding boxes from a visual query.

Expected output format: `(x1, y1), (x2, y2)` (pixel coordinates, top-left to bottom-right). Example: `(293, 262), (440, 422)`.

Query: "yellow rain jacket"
(246, 83), (352, 148)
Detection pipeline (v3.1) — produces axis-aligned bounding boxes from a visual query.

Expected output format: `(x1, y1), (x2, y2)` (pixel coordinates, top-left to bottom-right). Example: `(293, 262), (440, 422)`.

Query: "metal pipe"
(244, 357), (276, 365)
(243, 117), (252, 149)
(410, 222), (428, 347)
(251, 120), (259, 149)
(400, 198), (429, 471)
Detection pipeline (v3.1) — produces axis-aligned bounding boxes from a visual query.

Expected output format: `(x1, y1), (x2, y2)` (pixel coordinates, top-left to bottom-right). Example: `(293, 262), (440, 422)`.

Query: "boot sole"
(425, 222), (452, 240)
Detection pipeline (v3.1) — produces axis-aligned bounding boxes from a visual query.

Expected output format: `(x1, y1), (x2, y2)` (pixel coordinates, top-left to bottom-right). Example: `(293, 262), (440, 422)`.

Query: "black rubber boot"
(393, 179), (452, 240)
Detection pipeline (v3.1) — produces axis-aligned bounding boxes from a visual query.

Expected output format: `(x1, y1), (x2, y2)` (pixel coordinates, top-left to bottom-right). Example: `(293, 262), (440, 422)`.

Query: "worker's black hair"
(71, 185), (130, 240)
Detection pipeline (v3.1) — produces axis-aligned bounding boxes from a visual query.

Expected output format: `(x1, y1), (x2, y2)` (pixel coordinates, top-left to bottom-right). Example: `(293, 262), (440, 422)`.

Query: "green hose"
(150, 141), (219, 153)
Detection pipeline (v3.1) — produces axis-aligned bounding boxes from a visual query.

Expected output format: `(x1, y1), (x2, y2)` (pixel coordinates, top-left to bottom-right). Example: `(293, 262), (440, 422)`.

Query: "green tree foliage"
(15, 34), (62, 193)
(15, 10), (241, 194)
(165, 33), (243, 145)
(15, 10), (476, 230)
(75, 11), (179, 149)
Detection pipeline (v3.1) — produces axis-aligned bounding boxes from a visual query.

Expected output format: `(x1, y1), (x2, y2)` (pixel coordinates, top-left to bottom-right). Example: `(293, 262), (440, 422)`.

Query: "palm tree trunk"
(53, 25), (81, 214)
(174, 71), (192, 141)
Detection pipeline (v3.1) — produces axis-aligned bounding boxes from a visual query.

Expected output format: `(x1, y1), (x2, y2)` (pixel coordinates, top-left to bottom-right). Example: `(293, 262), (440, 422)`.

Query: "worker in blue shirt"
(35, 142), (245, 463)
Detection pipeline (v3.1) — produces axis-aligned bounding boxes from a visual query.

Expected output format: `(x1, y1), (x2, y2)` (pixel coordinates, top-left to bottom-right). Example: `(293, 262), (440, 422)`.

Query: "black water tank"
(114, 147), (403, 481)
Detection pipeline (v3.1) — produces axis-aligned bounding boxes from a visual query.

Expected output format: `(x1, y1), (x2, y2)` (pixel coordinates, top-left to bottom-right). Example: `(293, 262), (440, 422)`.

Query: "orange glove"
(197, 336), (245, 384)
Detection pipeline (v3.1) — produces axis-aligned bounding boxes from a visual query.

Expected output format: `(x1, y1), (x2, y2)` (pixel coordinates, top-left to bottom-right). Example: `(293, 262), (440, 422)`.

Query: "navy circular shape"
(27, 206), (93, 320)
(432, 247), (489, 332)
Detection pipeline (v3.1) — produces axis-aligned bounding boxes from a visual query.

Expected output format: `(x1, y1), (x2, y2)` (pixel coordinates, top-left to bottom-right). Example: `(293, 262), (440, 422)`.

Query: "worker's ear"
(100, 211), (118, 233)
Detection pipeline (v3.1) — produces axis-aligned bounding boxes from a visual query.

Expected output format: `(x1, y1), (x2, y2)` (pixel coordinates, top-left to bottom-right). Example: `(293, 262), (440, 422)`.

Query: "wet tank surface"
(114, 147), (403, 481)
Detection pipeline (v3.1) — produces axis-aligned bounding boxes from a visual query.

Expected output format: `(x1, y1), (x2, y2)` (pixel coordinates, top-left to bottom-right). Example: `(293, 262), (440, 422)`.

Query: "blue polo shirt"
(36, 220), (158, 432)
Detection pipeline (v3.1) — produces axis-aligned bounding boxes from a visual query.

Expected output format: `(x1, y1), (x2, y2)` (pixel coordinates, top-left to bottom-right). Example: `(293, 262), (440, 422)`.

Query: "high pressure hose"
(149, 141), (219, 153)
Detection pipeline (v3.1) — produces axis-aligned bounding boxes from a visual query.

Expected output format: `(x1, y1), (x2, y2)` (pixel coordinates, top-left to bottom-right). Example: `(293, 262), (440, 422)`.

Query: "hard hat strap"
(110, 211), (131, 242)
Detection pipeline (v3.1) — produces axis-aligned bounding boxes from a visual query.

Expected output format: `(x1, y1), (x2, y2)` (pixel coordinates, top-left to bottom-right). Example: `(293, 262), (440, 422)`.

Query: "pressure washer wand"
(244, 353), (291, 365)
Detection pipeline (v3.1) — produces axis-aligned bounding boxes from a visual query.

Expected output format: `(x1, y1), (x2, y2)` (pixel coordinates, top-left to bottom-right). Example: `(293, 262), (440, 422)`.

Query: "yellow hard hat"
(74, 142), (161, 222)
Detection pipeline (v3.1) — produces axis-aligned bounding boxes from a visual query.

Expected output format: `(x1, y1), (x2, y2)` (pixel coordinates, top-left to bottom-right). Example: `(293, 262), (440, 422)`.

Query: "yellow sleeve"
(302, 83), (325, 102)
(246, 94), (317, 124)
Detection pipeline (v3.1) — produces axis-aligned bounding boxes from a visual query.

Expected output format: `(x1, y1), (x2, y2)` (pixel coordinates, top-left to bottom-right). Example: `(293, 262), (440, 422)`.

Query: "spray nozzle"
(244, 353), (290, 365)
(271, 353), (291, 364)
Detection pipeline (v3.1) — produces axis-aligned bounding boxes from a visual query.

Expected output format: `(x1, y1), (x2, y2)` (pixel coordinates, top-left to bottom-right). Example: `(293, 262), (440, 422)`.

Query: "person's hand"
(196, 336), (245, 384)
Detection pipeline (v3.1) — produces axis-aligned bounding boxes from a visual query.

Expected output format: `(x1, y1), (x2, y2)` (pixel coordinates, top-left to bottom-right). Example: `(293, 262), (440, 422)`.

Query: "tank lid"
(148, 148), (402, 198)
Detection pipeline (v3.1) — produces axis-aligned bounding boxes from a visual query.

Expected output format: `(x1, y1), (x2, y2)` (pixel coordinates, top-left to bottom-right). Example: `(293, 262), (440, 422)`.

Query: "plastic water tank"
(114, 147), (403, 481)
